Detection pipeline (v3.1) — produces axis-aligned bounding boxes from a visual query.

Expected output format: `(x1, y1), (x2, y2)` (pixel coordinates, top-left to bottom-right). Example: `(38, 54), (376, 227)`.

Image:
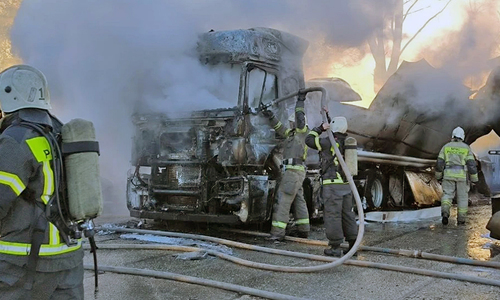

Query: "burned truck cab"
(127, 28), (309, 224)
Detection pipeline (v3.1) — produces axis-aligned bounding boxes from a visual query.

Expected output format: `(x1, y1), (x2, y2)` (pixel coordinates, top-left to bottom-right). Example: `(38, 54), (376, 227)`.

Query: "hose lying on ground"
(221, 228), (500, 270)
(92, 227), (500, 287)
(82, 263), (309, 300)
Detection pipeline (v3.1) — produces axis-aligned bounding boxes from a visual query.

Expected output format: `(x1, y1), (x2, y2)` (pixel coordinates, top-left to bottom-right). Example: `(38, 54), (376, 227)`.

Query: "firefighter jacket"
(267, 100), (308, 171)
(435, 138), (478, 182)
(305, 126), (347, 185)
(0, 109), (83, 272)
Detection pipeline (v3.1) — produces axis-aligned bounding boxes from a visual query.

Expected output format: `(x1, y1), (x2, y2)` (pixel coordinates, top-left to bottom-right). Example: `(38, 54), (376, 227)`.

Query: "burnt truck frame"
(127, 28), (314, 224)
(127, 27), (482, 225)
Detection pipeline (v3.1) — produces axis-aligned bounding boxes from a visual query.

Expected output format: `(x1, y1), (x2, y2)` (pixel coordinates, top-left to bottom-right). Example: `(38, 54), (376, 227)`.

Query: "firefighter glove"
(261, 108), (274, 119)
(470, 173), (479, 183)
(297, 89), (307, 102)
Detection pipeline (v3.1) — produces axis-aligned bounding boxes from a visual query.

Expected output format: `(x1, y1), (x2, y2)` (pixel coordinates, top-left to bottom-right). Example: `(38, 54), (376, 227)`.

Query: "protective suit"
(435, 126), (478, 225)
(261, 92), (310, 240)
(0, 65), (83, 299)
(305, 116), (357, 256)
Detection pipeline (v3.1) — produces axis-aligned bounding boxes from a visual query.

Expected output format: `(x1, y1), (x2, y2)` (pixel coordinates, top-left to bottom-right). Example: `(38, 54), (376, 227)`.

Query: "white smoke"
(9, 0), (395, 215)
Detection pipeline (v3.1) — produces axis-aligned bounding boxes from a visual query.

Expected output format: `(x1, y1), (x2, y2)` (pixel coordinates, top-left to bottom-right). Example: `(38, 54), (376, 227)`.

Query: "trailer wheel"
(365, 170), (388, 210)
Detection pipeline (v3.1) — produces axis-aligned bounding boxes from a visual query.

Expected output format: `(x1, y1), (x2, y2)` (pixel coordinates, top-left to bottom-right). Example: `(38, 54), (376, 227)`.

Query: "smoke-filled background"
(2, 0), (499, 215)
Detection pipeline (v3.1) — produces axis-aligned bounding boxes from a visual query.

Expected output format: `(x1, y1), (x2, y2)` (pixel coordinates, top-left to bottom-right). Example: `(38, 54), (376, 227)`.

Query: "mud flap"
(404, 171), (442, 206)
(487, 211), (500, 240)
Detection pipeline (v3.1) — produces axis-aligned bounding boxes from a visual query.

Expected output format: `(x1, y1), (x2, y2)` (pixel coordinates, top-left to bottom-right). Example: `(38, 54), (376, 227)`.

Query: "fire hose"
(87, 227), (500, 288)
(220, 228), (500, 270)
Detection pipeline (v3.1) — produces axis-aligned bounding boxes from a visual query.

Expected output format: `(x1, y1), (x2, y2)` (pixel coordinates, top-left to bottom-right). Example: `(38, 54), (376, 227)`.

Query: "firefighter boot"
(347, 240), (358, 257)
(267, 234), (285, 242)
(441, 213), (449, 226)
(324, 245), (343, 257)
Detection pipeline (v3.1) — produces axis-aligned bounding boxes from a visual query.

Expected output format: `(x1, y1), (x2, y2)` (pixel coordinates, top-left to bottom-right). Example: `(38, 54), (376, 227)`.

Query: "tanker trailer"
(304, 59), (491, 212)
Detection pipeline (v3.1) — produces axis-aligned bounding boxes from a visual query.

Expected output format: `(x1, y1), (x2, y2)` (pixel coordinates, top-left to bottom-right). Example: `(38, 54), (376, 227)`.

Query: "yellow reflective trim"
(323, 179), (344, 185)
(285, 165), (305, 172)
(26, 136), (54, 205)
(49, 223), (60, 245)
(295, 218), (309, 225)
(285, 129), (292, 137)
(302, 145), (307, 161)
(457, 208), (468, 213)
(441, 199), (452, 206)
(323, 172), (344, 184)
(272, 221), (287, 229)
(315, 136), (322, 151)
(295, 107), (304, 112)
(296, 127), (307, 133)
(26, 136), (52, 162)
(40, 160), (54, 204)
(444, 171), (466, 179)
(309, 131), (319, 137)
(444, 147), (468, 157)
(273, 121), (282, 131)
(0, 240), (81, 256)
(0, 171), (26, 196)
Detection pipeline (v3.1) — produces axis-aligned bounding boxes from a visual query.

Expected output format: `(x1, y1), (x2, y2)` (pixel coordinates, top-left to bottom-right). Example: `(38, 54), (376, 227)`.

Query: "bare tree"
(368, 0), (452, 92)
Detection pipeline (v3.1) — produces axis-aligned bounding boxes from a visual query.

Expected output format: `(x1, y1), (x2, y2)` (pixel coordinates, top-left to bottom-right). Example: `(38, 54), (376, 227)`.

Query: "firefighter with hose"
(260, 91), (310, 241)
(306, 114), (358, 257)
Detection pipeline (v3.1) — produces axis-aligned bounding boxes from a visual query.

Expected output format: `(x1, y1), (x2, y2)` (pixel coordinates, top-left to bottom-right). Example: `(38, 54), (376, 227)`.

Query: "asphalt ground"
(83, 204), (500, 300)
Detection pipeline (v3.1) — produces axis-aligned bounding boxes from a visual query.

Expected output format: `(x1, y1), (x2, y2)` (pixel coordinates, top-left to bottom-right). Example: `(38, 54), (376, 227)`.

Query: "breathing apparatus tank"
(344, 137), (358, 176)
(61, 118), (103, 222)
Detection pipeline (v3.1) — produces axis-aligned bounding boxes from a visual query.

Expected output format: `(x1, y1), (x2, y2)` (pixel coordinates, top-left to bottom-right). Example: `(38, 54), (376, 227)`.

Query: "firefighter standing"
(306, 116), (358, 257)
(435, 126), (478, 225)
(0, 65), (83, 299)
(260, 91), (310, 240)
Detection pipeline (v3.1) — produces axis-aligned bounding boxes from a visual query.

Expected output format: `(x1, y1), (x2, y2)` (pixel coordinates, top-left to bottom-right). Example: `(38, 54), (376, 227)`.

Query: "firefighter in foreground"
(435, 126), (478, 226)
(306, 116), (358, 257)
(0, 65), (84, 299)
(260, 91), (310, 240)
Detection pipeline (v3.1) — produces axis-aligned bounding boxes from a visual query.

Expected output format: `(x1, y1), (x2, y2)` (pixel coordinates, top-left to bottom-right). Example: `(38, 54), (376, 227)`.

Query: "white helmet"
(0, 65), (51, 113)
(452, 126), (465, 140)
(331, 116), (348, 134)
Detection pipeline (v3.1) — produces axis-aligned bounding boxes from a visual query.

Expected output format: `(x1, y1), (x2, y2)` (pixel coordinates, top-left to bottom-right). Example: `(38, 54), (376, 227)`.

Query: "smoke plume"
(9, 0), (500, 214)
(9, 0), (396, 215)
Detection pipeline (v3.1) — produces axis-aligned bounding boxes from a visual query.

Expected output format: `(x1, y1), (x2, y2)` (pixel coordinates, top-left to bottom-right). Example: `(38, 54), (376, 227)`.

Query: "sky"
(7, 0), (500, 214)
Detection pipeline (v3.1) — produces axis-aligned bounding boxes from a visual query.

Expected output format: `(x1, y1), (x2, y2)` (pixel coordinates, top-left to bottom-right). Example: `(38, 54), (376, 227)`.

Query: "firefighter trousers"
(270, 168), (310, 237)
(0, 260), (84, 300)
(323, 183), (358, 246)
(441, 179), (469, 222)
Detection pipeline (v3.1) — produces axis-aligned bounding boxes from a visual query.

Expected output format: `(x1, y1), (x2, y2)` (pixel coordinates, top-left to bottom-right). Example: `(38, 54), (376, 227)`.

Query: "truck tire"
(365, 170), (388, 210)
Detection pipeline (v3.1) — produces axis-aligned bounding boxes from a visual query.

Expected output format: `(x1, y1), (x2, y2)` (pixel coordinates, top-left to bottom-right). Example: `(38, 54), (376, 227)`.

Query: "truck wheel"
(365, 170), (388, 210)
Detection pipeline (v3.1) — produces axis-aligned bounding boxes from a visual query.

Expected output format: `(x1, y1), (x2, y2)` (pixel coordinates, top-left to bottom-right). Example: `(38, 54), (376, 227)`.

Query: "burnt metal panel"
(404, 171), (443, 206)
(130, 209), (241, 224)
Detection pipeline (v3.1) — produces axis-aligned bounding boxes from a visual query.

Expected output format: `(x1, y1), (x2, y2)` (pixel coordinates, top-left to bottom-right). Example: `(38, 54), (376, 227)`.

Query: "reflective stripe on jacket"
(437, 140), (476, 181)
(305, 128), (347, 184)
(269, 100), (309, 162)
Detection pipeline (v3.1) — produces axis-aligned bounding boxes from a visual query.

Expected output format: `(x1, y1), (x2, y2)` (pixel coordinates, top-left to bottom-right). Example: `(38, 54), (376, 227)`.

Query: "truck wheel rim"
(371, 179), (383, 208)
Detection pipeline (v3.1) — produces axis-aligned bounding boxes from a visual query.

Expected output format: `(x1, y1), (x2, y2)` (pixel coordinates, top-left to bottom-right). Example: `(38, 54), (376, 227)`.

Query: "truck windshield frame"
(242, 63), (278, 109)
